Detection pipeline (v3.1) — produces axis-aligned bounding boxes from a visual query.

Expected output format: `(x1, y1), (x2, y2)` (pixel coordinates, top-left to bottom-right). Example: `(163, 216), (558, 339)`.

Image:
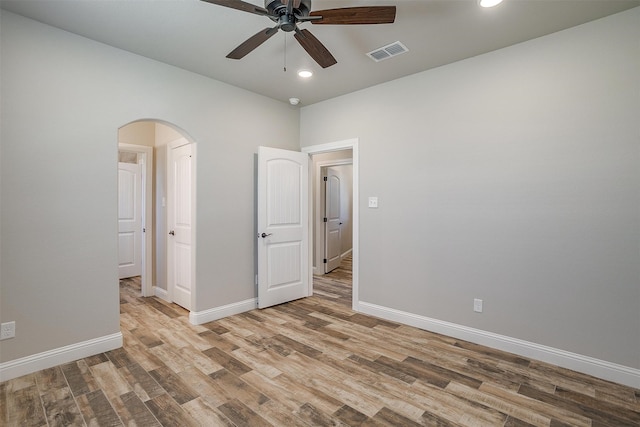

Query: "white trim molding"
(154, 286), (169, 301)
(0, 333), (123, 382)
(189, 299), (257, 325)
(358, 301), (640, 389)
(341, 248), (353, 259)
(302, 139), (359, 154)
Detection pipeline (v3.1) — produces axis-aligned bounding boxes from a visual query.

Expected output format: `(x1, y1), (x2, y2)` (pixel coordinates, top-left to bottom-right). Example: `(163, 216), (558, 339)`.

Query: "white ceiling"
(2, 0), (639, 106)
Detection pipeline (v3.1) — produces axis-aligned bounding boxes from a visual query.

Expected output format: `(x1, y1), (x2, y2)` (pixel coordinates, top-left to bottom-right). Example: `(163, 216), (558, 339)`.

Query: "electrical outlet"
(1, 321), (16, 340)
(473, 299), (483, 313)
(368, 197), (378, 208)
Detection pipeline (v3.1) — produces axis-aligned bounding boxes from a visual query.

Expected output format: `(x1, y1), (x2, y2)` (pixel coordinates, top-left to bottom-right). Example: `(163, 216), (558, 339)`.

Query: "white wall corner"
(0, 333), (123, 382)
(357, 301), (640, 389)
(188, 299), (258, 325)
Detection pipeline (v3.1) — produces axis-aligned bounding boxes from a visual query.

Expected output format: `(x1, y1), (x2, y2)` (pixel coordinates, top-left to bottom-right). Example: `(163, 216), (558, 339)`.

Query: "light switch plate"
(368, 197), (378, 208)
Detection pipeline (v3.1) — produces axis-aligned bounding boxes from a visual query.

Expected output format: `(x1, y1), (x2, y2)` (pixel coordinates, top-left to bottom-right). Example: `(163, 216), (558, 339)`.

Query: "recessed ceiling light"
(479, 0), (503, 7)
(298, 70), (313, 78)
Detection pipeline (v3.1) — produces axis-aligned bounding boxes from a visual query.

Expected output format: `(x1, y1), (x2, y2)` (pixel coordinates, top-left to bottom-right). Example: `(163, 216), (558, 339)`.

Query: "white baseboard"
(189, 298), (257, 325)
(358, 301), (640, 389)
(154, 286), (169, 302)
(341, 248), (353, 259)
(0, 332), (123, 382)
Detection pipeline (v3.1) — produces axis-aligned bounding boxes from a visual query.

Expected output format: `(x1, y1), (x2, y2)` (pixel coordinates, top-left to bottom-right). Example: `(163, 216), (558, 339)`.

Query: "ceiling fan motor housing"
(266, 0), (312, 32)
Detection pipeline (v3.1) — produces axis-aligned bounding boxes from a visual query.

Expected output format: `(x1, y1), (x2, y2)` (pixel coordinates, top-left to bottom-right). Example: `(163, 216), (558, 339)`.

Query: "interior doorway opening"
(304, 139), (359, 310)
(117, 120), (196, 312)
(308, 150), (354, 275)
(118, 143), (152, 296)
(320, 162), (353, 274)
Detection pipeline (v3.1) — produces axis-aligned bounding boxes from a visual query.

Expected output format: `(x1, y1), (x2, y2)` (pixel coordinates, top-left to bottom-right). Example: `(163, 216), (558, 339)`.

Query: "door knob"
(169, 230), (175, 236)
(260, 232), (272, 238)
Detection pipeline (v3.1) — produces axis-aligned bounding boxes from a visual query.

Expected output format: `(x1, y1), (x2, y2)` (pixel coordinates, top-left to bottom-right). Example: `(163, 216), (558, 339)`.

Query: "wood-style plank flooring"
(2, 256), (639, 426)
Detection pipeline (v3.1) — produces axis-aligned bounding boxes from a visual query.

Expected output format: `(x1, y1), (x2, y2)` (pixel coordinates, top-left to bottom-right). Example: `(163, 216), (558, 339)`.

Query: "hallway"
(313, 255), (353, 307)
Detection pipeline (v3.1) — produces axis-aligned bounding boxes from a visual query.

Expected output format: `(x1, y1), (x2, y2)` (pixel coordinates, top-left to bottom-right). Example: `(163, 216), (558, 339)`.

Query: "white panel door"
(168, 141), (193, 310)
(324, 168), (342, 273)
(118, 162), (142, 279)
(257, 146), (310, 309)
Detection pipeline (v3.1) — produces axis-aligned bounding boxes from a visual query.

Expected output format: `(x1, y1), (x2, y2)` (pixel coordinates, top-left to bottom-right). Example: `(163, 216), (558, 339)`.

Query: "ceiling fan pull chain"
(283, 33), (287, 72)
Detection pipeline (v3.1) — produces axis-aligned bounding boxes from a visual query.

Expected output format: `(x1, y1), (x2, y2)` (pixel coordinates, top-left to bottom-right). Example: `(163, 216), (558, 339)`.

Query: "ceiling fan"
(201, 0), (396, 68)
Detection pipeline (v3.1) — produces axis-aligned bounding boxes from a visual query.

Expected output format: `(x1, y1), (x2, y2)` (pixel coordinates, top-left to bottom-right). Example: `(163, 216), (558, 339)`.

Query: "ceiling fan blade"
(227, 26), (279, 60)
(310, 6), (396, 25)
(201, 0), (269, 16)
(294, 29), (337, 68)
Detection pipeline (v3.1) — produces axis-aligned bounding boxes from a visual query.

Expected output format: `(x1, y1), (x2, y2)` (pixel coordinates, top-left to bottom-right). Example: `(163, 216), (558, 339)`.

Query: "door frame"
(302, 138), (359, 311)
(166, 138), (197, 311)
(118, 143), (153, 297)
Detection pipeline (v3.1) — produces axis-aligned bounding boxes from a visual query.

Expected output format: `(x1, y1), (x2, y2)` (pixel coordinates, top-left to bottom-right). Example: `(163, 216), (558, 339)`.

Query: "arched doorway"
(118, 120), (196, 311)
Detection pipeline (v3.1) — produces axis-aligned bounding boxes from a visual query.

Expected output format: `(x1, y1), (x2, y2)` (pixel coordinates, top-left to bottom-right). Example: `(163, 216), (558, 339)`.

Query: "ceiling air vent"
(367, 41), (409, 62)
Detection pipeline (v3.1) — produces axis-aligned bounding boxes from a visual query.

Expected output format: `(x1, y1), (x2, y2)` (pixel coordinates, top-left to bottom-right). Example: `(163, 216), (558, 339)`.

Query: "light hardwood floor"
(2, 257), (639, 426)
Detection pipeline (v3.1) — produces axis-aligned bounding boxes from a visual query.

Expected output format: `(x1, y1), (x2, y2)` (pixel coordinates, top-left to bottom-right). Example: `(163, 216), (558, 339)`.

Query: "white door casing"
(324, 168), (342, 273)
(257, 146), (310, 309)
(118, 162), (142, 279)
(168, 139), (195, 311)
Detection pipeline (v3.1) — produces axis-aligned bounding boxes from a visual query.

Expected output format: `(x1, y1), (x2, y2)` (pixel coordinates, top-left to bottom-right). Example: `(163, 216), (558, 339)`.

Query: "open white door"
(118, 162), (142, 279)
(168, 139), (194, 310)
(324, 168), (342, 273)
(257, 146), (310, 309)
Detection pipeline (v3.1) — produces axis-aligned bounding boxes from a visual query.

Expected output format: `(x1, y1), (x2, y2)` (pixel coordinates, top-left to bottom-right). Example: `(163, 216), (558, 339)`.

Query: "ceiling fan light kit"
(201, 0), (397, 68)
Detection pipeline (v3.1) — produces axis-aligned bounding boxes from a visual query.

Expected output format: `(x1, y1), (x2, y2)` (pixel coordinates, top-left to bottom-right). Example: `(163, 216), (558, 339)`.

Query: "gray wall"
(154, 143), (168, 291)
(0, 11), (298, 362)
(300, 8), (640, 369)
